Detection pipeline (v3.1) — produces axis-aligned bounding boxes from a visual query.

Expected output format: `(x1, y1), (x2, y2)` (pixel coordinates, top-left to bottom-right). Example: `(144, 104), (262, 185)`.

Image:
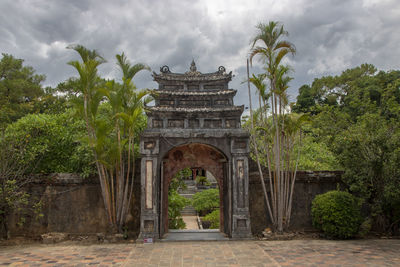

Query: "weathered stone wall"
(8, 174), (106, 237)
(248, 159), (343, 235)
(8, 171), (141, 238)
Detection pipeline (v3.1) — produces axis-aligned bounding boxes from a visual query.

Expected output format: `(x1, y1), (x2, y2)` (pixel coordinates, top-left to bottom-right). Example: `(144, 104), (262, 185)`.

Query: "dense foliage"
(294, 135), (340, 170)
(294, 64), (400, 234)
(312, 190), (362, 239)
(2, 110), (94, 176)
(0, 54), (68, 130)
(192, 189), (219, 215)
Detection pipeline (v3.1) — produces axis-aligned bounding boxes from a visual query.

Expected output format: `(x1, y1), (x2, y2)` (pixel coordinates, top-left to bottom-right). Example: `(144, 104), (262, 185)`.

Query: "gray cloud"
(1, 0), (399, 107)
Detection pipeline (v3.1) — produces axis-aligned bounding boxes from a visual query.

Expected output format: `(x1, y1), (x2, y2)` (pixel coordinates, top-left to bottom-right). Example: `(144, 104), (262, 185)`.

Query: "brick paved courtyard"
(0, 239), (399, 266)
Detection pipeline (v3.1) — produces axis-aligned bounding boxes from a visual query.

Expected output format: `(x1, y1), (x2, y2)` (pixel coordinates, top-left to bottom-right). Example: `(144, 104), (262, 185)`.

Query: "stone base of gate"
(137, 215), (159, 242)
(231, 215), (252, 239)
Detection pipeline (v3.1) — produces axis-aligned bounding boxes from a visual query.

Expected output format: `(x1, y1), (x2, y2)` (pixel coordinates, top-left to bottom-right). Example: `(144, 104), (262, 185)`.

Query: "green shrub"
(203, 209), (220, 229)
(312, 190), (362, 239)
(168, 169), (192, 229)
(168, 191), (190, 229)
(192, 189), (219, 215)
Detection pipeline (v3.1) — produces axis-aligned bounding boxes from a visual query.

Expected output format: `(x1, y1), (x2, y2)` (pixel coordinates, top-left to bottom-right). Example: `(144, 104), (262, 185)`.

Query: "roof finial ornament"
(190, 59), (197, 72)
(160, 65), (170, 73)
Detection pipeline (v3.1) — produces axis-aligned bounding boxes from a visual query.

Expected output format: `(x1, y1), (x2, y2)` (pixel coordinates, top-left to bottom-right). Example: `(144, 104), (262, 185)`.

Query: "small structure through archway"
(139, 62), (252, 240)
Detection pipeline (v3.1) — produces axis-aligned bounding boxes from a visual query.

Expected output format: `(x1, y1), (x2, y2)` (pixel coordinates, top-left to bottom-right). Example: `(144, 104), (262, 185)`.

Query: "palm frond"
(67, 44), (106, 64)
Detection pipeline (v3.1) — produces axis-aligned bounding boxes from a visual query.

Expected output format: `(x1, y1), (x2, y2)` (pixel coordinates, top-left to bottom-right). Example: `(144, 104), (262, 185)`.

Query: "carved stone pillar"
(231, 139), (252, 238)
(138, 139), (159, 240)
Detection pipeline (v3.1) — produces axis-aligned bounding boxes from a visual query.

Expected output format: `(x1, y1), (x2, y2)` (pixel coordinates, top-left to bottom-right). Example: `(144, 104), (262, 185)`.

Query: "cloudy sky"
(1, 0), (400, 107)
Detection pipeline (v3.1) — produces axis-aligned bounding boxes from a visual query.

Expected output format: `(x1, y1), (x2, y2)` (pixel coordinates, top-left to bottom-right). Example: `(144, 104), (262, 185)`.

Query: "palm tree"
(246, 65), (275, 227)
(112, 53), (151, 230)
(97, 53), (151, 231)
(67, 45), (113, 225)
(68, 46), (151, 232)
(248, 21), (303, 232)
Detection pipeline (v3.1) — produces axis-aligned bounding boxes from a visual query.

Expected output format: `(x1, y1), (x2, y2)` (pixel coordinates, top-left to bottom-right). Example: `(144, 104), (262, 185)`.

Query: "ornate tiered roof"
(146, 61), (243, 130)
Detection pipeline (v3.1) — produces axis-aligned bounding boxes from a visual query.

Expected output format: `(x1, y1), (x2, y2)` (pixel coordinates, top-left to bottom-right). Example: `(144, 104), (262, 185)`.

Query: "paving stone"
(0, 239), (400, 266)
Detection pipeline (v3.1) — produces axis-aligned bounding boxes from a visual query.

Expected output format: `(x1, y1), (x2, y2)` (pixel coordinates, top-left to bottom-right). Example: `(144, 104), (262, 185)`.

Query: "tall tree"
(0, 54), (45, 129)
(248, 21), (306, 232)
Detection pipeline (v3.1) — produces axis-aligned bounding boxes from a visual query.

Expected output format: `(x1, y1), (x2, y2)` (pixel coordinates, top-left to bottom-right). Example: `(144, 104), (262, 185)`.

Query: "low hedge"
(203, 209), (220, 229)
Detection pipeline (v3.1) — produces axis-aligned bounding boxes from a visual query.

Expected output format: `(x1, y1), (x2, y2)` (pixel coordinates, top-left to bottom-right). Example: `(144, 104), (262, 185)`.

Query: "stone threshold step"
(169, 229), (220, 233)
(161, 230), (229, 242)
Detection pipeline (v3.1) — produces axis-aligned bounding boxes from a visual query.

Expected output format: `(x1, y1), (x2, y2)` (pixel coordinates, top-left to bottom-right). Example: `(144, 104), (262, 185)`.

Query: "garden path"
(183, 215), (199, 230)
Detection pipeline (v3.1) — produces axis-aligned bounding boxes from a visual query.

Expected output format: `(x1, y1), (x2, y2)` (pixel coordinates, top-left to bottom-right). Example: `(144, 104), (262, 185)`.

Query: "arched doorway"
(161, 143), (228, 236)
(138, 136), (252, 240)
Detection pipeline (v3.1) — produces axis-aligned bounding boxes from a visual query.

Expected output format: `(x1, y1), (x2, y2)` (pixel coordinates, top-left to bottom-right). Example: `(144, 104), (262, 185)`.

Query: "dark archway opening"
(161, 143), (228, 236)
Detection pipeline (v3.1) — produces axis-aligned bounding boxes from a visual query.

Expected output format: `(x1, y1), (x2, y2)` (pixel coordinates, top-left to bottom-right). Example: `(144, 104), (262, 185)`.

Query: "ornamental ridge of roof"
(146, 106), (244, 113)
(152, 60), (232, 81)
(152, 89), (237, 96)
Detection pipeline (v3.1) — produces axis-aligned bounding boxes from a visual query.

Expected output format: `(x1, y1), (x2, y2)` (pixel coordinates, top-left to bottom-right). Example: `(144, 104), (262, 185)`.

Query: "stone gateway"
(139, 61), (252, 239)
